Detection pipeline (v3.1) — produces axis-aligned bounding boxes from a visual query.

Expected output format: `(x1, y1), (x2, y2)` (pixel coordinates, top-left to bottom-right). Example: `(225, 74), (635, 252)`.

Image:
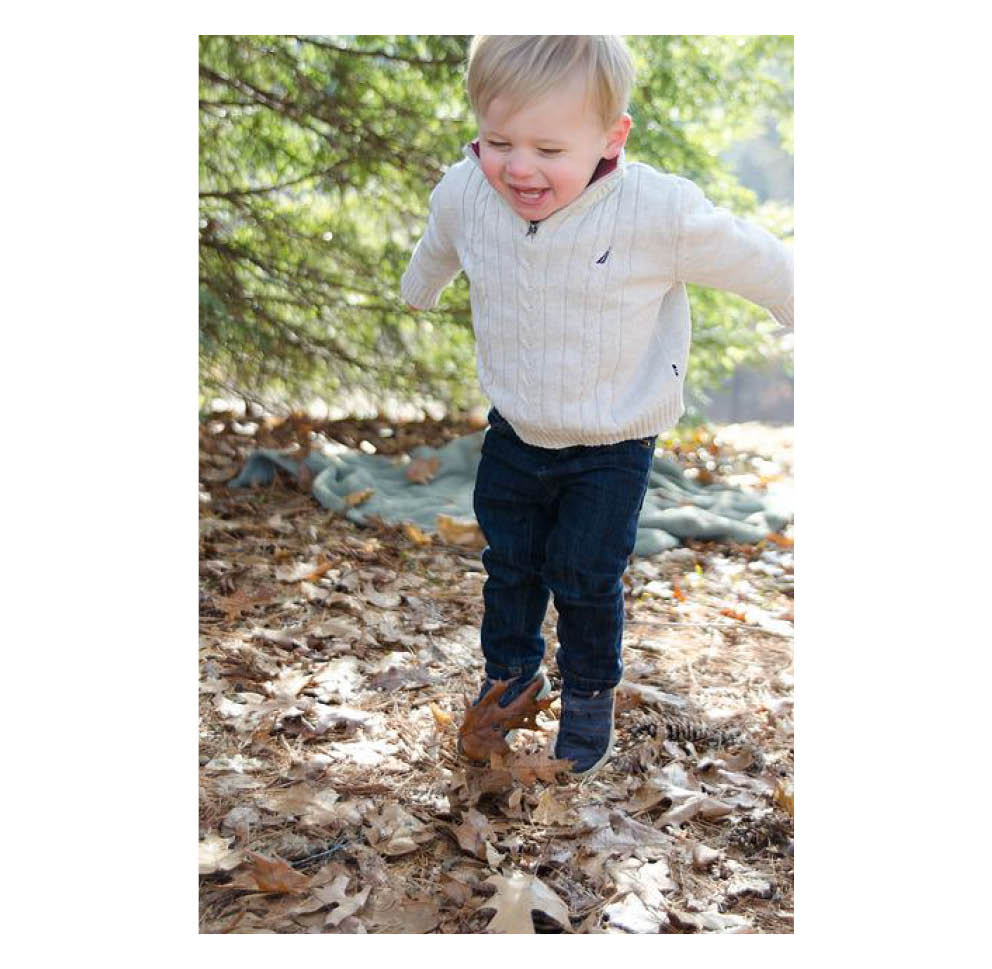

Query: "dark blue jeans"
(472, 407), (657, 694)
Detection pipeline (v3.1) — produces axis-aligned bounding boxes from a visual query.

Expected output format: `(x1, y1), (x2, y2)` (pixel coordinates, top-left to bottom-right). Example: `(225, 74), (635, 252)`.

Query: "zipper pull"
(526, 221), (538, 237)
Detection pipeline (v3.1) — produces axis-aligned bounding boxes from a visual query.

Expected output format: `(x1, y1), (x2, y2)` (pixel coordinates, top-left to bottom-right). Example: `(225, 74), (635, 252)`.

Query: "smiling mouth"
(509, 186), (548, 206)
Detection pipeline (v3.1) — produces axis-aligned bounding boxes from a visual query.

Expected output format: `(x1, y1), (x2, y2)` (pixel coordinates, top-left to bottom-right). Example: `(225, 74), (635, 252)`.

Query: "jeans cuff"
(558, 670), (622, 694)
(484, 661), (537, 682)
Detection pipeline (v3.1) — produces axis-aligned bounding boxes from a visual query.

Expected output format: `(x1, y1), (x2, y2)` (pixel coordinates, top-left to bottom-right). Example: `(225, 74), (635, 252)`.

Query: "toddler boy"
(402, 36), (793, 775)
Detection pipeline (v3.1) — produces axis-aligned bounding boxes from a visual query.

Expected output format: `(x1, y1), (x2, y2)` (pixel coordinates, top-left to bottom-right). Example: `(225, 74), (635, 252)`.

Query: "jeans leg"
(472, 431), (556, 682)
(541, 443), (654, 692)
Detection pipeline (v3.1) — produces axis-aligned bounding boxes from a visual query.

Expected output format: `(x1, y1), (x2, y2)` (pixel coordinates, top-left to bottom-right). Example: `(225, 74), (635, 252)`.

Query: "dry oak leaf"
(496, 749), (573, 786)
(603, 892), (666, 934)
(764, 532), (794, 548)
(531, 786), (573, 826)
(344, 488), (375, 507)
(255, 784), (365, 827)
(317, 875), (372, 927)
(720, 608), (748, 623)
(436, 514), (485, 548)
(439, 873), (474, 906)
(212, 589), (268, 623)
(430, 703), (454, 728)
(365, 803), (435, 856)
(452, 807), (498, 859)
(774, 779), (794, 816)
(402, 522), (432, 545)
(302, 558), (335, 581)
(365, 890), (442, 933)
(457, 679), (554, 763)
(199, 833), (245, 875)
(229, 852), (313, 894)
(480, 872), (572, 934)
(405, 456), (440, 484)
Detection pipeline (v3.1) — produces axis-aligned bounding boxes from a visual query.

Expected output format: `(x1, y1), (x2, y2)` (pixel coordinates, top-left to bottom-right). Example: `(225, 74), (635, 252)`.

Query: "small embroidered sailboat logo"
(595, 247), (611, 264)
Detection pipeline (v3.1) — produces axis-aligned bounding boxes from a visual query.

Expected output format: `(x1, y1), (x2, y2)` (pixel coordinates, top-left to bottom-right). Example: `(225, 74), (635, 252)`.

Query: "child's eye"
(539, 149), (563, 156)
(486, 140), (509, 149)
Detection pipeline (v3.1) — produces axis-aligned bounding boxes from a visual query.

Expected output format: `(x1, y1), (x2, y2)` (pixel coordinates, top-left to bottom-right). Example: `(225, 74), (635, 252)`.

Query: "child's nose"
(505, 151), (535, 178)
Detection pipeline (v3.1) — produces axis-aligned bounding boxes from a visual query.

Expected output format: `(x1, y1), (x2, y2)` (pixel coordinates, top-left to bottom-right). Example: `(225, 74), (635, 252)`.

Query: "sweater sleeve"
(401, 174), (463, 309)
(675, 178), (794, 328)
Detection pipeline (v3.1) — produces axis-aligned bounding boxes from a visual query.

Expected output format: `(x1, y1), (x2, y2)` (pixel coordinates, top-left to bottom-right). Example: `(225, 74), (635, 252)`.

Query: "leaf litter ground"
(199, 412), (794, 934)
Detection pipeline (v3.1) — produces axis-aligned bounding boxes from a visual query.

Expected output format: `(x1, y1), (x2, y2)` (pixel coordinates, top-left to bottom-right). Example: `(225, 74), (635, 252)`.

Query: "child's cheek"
(479, 151), (503, 188)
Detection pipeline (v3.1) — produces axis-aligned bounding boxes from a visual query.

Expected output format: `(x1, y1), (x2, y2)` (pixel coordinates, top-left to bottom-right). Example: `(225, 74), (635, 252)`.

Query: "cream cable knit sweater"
(401, 144), (793, 449)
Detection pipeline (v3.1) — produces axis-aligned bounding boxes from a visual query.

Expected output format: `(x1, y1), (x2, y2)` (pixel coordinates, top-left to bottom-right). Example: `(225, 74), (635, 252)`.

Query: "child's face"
(477, 72), (631, 222)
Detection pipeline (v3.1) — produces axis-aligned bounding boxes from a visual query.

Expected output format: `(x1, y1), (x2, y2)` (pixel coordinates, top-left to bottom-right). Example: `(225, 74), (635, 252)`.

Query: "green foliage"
(199, 35), (792, 412)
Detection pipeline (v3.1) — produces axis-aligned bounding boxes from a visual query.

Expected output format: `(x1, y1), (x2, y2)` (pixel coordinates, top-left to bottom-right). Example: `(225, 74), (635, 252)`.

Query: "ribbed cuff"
(768, 294), (794, 329)
(400, 271), (443, 310)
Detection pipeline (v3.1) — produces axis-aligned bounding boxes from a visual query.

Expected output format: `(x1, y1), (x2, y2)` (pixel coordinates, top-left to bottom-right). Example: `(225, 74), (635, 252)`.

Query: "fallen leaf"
(774, 779), (794, 816)
(255, 784), (366, 827)
(403, 522), (432, 545)
(363, 588), (402, 609)
(199, 832), (245, 874)
(406, 456), (440, 484)
(603, 892), (666, 933)
(457, 679), (553, 762)
(720, 608), (748, 622)
(430, 703), (453, 728)
(585, 811), (674, 852)
(229, 852), (312, 894)
(723, 872), (773, 902)
(276, 561), (328, 583)
(617, 682), (688, 710)
(203, 754), (263, 773)
(692, 843), (725, 871)
(666, 907), (754, 933)
(531, 787), (572, 826)
(345, 488), (375, 507)
(364, 891), (441, 933)
(672, 576), (686, 602)
(265, 667), (311, 700)
(606, 856), (677, 907)
(452, 807), (498, 859)
(309, 657), (363, 701)
(365, 803), (436, 856)
(499, 749), (572, 785)
(328, 738), (400, 767)
(316, 876), (372, 927)
(440, 873), (474, 906)
(437, 514), (485, 548)
(480, 871), (572, 934)
(302, 559), (334, 581)
(213, 589), (268, 622)
(655, 793), (734, 827)
(765, 532), (794, 548)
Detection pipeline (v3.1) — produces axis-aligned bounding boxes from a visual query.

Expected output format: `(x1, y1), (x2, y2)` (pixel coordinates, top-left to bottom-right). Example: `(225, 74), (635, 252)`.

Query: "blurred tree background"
(199, 35), (793, 418)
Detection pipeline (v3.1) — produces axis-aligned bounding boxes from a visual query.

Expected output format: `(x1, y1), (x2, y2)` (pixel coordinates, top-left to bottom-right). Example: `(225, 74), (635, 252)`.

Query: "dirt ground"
(198, 415), (794, 934)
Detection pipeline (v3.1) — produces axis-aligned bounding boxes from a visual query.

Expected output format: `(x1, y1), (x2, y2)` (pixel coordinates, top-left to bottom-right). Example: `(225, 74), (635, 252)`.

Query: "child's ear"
(604, 113), (632, 159)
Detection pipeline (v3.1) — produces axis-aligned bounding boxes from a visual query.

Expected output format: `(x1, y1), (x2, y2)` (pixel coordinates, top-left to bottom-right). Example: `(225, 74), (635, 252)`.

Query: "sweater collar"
(463, 140), (625, 224)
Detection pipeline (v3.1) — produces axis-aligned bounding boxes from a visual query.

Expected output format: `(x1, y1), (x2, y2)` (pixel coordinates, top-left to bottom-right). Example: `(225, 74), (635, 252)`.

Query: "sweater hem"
(502, 393), (685, 450)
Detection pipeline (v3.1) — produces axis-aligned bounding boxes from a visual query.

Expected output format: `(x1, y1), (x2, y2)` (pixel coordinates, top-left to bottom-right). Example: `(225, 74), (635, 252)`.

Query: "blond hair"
(466, 35), (635, 130)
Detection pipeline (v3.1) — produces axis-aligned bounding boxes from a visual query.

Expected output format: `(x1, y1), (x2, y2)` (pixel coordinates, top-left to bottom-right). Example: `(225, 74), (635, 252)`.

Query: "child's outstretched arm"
(675, 178), (794, 329)
(401, 176), (463, 310)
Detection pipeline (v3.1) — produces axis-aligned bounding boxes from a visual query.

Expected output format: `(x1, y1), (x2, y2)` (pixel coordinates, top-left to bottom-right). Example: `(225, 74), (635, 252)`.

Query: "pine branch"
(291, 35), (465, 67)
